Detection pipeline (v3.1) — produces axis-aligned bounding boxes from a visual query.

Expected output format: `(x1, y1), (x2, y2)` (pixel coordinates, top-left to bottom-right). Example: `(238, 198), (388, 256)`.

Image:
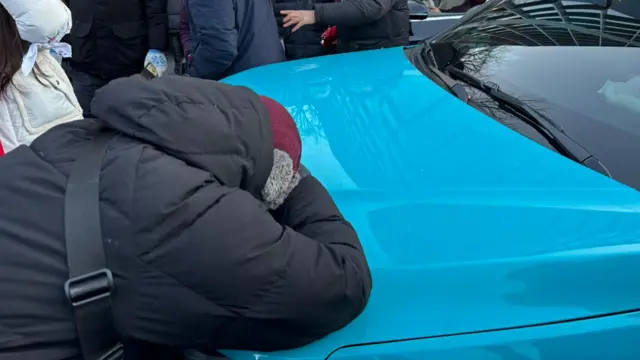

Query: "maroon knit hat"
(260, 96), (301, 173)
(259, 96), (302, 208)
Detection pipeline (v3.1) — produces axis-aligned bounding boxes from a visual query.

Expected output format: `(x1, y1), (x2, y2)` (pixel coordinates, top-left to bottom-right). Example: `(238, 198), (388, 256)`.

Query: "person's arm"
(0, 0), (71, 43)
(142, 0), (168, 51)
(187, 0), (238, 80)
(216, 175), (372, 351)
(178, 4), (191, 56)
(314, 0), (394, 27)
(129, 166), (371, 352)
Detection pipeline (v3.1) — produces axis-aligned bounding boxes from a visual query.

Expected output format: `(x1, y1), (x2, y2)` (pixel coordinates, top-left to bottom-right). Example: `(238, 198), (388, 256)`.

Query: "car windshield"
(421, 0), (640, 190)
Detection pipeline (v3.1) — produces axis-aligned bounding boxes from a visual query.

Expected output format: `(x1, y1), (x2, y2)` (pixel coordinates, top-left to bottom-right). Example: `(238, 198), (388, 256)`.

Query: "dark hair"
(0, 4), (43, 95)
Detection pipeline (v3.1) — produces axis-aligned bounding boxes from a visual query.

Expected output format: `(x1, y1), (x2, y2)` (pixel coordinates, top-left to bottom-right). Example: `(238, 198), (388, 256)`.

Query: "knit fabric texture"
(259, 96), (302, 209)
(262, 149), (301, 209)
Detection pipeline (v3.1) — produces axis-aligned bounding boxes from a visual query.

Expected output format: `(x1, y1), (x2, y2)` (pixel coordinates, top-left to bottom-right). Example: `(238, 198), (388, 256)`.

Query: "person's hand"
(281, 10), (316, 32)
(144, 49), (168, 77)
(429, 7), (441, 12)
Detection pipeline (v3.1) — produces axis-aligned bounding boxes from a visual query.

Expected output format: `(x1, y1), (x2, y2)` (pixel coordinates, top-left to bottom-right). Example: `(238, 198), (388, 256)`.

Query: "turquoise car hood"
(221, 48), (640, 359)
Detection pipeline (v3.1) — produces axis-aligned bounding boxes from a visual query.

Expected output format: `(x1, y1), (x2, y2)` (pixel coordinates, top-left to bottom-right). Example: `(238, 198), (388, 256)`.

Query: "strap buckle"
(64, 268), (114, 307)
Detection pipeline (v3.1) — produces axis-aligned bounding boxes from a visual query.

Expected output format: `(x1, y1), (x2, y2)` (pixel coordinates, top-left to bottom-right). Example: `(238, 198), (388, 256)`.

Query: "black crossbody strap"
(64, 131), (123, 360)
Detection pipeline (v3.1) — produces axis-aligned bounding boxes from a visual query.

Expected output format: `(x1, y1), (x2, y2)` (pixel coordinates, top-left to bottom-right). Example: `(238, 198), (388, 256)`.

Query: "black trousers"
(71, 70), (109, 118)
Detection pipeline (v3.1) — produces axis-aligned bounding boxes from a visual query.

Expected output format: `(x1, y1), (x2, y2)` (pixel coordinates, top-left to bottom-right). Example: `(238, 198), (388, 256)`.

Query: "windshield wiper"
(445, 66), (611, 177)
(419, 44), (469, 101)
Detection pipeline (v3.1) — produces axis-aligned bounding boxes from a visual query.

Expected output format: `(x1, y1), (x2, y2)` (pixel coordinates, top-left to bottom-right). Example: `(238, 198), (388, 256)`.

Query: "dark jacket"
(0, 75), (372, 359)
(167, 0), (182, 34)
(179, 5), (190, 56)
(67, 0), (168, 80)
(186, 0), (286, 80)
(167, 0), (186, 74)
(314, 0), (410, 52)
(273, 0), (334, 60)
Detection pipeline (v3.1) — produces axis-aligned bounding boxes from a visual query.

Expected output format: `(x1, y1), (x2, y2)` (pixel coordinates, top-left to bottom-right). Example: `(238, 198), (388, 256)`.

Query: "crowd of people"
(54, 0), (414, 120)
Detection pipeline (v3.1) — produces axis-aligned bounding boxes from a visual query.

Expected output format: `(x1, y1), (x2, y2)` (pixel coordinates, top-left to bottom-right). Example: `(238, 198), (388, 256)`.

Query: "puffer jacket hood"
(1, 0), (71, 44)
(91, 75), (274, 200)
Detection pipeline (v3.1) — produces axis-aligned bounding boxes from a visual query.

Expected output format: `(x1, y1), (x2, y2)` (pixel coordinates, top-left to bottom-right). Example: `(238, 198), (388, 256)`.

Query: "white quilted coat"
(0, 0), (82, 153)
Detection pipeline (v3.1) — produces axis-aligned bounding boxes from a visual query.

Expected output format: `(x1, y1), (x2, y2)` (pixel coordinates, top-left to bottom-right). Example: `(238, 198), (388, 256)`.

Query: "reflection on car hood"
(221, 48), (640, 360)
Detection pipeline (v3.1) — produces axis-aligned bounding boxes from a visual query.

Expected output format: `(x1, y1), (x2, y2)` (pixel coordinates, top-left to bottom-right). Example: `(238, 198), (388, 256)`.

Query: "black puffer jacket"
(68, 0), (167, 80)
(314, 0), (410, 52)
(273, 0), (334, 59)
(0, 75), (372, 359)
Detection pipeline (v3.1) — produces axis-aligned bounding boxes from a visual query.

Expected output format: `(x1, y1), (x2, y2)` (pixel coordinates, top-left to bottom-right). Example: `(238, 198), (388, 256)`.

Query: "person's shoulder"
(30, 119), (98, 164)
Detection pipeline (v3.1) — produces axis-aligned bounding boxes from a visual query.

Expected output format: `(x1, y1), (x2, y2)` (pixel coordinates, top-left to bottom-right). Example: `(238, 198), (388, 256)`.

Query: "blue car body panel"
(221, 47), (640, 360)
(331, 311), (640, 360)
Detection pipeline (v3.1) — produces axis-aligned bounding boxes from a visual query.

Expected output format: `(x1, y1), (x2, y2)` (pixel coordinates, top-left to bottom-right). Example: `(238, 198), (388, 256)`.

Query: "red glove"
(0, 140), (4, 156)
(321, 26), (338, 48)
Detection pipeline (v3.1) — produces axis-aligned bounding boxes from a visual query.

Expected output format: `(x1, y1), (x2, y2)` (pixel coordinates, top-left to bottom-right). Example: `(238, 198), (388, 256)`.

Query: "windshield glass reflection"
(422, 0), (640, 189)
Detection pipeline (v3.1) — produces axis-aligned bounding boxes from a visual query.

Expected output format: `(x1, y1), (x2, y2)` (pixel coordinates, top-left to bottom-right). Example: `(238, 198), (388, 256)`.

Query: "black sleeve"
(314, 0), (394, 27)
(142, 0), (168, 50)
(270, 175), (371, 281)
(238, 175), (373, 350)
(128, 157), (372, 352)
